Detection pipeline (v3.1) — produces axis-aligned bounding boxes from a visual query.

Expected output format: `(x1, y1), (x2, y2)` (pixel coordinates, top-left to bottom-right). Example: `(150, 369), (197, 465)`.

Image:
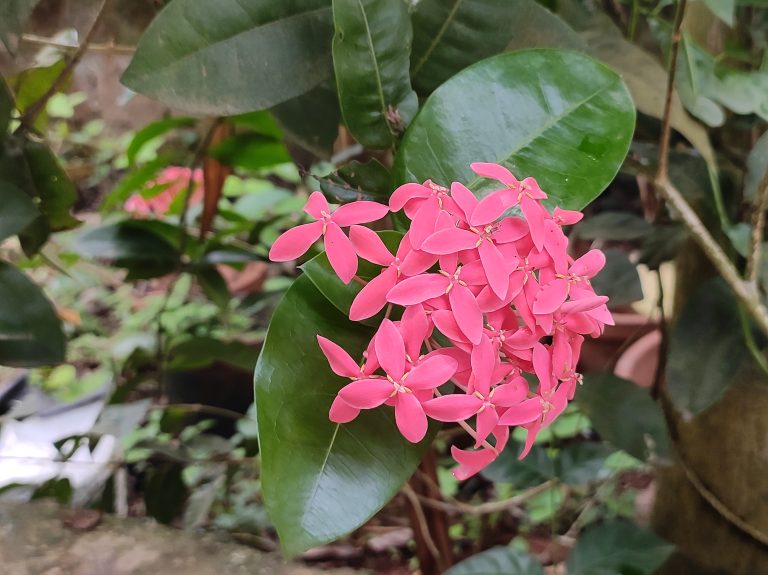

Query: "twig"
(415, 480), (556, 516)
(401, 483), (442, 562)
(746, 169), (768, 284)
(20, 33), (135, 54)
(651, 270), (668, 400)
(655, 177), (768, 336)
(657, 0), (688, 182)
(18, 0), (111, 130)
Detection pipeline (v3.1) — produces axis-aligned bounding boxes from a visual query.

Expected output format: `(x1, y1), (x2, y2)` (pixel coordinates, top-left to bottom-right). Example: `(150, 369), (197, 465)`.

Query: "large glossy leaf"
(0, 260), (65, 367)
(122, 0), (334, 116)
(410, 0), (517, 94)
(666, 279), (756, 415)
(559, 2), (715, 166)
(271, 84), (340, 158)
(255, 274), (434, 555)
(589, 249), (643, 306)
(566, 520), (674, 575)
(394, 49), (635, 211)
(504, 0), (586, 52)
(577, 374), (669, 460)
(0, 182), (39, 242)
(332, 0), (417, 148)
(445, 547), (544, 575)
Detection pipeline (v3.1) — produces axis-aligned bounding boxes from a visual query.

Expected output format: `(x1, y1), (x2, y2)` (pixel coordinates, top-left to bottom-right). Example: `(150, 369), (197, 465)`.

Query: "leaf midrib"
(465, 76), (621, 190)
(129, 5), (331, 79)
(411, 0), (465, 78)
(355, 0), (390, 135)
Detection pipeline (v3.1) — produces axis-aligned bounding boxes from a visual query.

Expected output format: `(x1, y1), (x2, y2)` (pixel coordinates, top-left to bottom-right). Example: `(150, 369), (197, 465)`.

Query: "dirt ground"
(0, 501), (360, 575)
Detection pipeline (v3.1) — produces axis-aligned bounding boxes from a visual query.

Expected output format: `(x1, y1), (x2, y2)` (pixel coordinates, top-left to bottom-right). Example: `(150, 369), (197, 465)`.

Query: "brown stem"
(404, 449), (453, 574)
(19, 0), (111, 130)
(657, 0), (688, 182)
(746, 169), (768, 284)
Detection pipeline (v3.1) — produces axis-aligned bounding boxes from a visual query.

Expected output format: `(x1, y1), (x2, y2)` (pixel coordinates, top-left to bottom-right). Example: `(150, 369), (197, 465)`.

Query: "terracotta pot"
(614, 329), (661, 388)
(579, 310), (657, 373)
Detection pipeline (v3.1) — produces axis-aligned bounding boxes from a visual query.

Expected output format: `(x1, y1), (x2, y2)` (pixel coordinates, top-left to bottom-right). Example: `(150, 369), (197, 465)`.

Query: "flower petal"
(423, 394), (482, 422)
(304, 191), (329, 219)
(339, 378), (393, 409)
(470, 334), (496, 396)
(520, 196), (547, 251)
(470, 190), (509, 226)
(395, 392), (428, 443)
(406, 355), (458, 389)
(543, 219), (569, 274)
(491, 378), (529, 407)
(470, 162), (517, 186)
(401, 304), (431, 360)
(324, 222), (358, 284)
(431, 310), (467, 343)
(317, 335), (360, 378)
(349, 225), (393, 266)
(375, 319), (407, 380)
(269, 221), (323, 261)
(494, 217), (529, 243)
(390, 182), (430, 212)
(533, 278), (569, 315)
(421, 227), (479, 255)
(408, 198), (440, 249)
(450, 285), (484, 345)
(329, 395), (360, 423)
(450, 446), (496, 480)
(570, 249), (606, 278)
(498, 398), (543, 426)
(449, 182), (478, 222)
(387, 274), (448, 305)
(476, 407), (499, 447)
(349, 266), (398, 321)
(479, 241), (510, 299)
(533, 343), (555, 395)
(332, 201), (389, 227)
(554, 207), (583, 226)
(518, 419), (542, 459)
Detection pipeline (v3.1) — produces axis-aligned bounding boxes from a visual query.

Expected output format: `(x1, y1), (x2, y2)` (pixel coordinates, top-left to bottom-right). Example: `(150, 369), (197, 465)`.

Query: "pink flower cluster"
(269, 163), (612, 480)
(124, 166), (204, 217)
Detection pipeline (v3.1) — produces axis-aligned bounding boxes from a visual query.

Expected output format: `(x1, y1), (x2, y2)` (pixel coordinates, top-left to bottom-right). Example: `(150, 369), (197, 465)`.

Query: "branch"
(657, 0), (688, 182)
(414, 480), (556, 516)
(20, 33), (134, 54)
(655, 177), (768, 336)
(746, 168), (768, 284)
(19, 0), (112, 130)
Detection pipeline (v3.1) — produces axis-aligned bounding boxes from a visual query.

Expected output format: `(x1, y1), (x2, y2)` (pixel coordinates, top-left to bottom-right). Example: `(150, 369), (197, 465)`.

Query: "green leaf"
(194, 265), (231, 309)
(0, 260), (65, 367)
(9, 60), (67, 132)
(209, 133), (291, 171)
(101, 155), (173, 213)
(590, 249), (643, 306)
(271, 84), (341, 158)
(332, 0), (417, 148)
(394, 49), (635, 211)
(744, 124), (768, 201)
(0, 0), (42, 53)
(483, 441), (612, 488)
(410, 0), (517, 95)
(702, 0), (736, 26)
(666, 278), (756, 415)
(300, 230), (402, 320)
(0, 76), (12, 136)
(504, 0), (586, 52)
(255, 275), (434, 555)
(577, 374), (670, 460)
(566, 520), (674, 575)
(74, 220), (181, 279)
(168, 337), (255, 372)
(560, 3), (716, 166)
(575, 212), (652, 241)
(126, 116), (196, 165)
(445, 546), (544, 575)
(319, 158), (391, 202)
(0, 181), (39, 242)
(122, 0), (334, 116)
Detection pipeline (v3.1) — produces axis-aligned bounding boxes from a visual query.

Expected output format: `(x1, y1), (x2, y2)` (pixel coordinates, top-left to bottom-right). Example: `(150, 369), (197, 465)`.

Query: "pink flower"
(390, 180), (460, 248)
(124, 166), (204, 217)
(269, 192), (389, 283)
(331, 320), (457, 443)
